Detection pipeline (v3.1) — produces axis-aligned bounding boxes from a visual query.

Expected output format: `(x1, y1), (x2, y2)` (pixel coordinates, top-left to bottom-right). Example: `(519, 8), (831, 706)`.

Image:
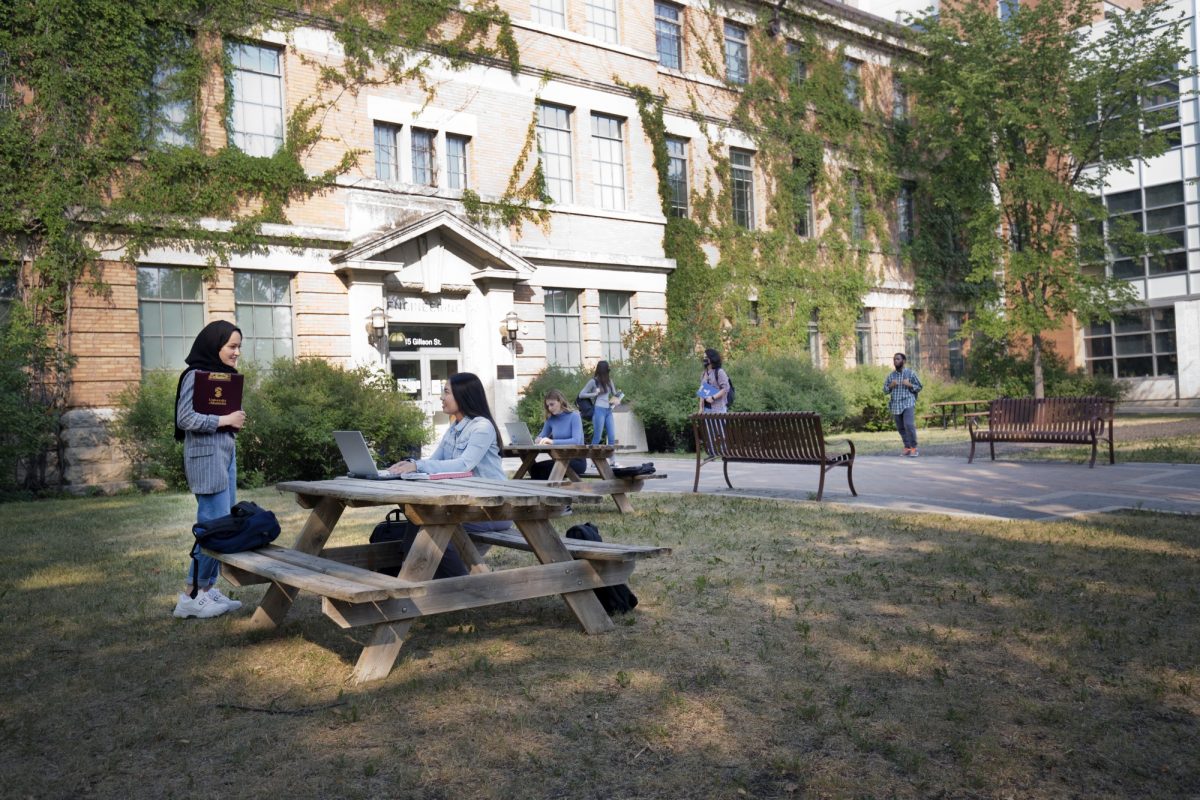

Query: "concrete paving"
(585, 453), (1200, 521)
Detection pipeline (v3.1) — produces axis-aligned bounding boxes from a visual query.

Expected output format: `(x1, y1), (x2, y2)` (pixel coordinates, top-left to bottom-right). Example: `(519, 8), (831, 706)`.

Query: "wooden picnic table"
(216, 476), (668, 683)
(926, 399), (991, 429)
(503, 443), (658, 514)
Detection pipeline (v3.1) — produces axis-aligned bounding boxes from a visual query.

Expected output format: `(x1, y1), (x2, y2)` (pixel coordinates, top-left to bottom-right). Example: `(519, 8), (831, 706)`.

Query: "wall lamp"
(501, 310), (520, 348)
(368, 306), (387, 345)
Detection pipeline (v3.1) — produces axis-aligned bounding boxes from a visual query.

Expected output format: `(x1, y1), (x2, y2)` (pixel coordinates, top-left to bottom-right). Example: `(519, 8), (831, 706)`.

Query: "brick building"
(44, 0), (946, 489)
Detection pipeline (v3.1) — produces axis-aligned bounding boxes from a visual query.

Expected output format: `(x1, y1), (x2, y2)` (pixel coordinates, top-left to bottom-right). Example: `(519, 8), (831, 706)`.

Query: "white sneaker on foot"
(173, 592), (229, 619)
(206, 587), (242, 611)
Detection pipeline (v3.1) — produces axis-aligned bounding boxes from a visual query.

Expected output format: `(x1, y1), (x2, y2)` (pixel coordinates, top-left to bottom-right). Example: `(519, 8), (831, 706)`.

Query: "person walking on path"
(579, 360), (624, 466)
(172, 320), (247, 619)
(697, 347), (731, 458)
(884, 352), (923, 457)
(529, 389), (588, 479)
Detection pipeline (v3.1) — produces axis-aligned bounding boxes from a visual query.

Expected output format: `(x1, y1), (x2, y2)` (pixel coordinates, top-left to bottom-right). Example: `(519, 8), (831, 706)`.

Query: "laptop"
(504, 421), (536, 446)
(333, 430), (406, 480)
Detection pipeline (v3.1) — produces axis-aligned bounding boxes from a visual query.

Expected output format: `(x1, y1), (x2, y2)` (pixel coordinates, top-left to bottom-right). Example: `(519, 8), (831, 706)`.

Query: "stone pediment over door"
(330, 209), (535, 293)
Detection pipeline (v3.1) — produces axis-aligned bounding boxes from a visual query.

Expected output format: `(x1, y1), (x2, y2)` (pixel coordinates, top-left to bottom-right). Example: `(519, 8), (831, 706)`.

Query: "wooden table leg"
(515, 517), (614, 635)
(593, 458), (634, 514)
(351, 521), (457, 683)
(511, 453), (537, 479)
(248, 495), (344, 631)
(548, 458), (569, 481)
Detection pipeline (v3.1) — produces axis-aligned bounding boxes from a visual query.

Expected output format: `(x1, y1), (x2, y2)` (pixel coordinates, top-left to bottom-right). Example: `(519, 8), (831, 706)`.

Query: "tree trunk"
(1031, 333), (1045, 399)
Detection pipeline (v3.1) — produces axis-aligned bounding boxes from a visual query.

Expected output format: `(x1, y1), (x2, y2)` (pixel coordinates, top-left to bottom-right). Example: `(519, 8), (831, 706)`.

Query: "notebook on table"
(333, 431), (473, 481)
(504, 421), (536, 446)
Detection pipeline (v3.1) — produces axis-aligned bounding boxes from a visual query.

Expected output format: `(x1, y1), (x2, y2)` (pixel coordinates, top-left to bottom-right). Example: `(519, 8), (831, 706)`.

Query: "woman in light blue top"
(529, 389), (586, 479)
(579, 360), (623, 448)
(387, 372), (509, 577)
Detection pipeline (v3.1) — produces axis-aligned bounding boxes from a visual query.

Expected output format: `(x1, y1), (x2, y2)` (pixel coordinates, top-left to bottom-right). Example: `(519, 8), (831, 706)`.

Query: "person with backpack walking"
(884, 352), (923, 457)
(697, 348), (731, 414)
(579, 360), (624, 463)
(172, 320), (247, 619)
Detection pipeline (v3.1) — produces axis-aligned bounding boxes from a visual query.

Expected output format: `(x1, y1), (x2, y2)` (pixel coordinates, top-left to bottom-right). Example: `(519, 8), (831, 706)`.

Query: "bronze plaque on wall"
(497, 365), (515, 380)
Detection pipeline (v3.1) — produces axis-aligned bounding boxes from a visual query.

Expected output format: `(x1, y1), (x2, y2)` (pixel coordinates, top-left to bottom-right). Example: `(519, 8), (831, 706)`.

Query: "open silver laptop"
(333, 430), (405, 480)
(504, 421), (535, 446)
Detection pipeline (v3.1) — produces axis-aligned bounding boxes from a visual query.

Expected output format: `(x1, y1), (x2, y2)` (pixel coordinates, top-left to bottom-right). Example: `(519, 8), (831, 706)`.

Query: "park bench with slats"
(968, 397), (1115, 468)
(690, 412), (857, 501)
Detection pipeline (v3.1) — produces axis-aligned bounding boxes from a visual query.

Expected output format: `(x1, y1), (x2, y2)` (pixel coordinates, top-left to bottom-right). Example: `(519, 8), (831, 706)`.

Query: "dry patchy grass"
(1, 489), (1198, 799)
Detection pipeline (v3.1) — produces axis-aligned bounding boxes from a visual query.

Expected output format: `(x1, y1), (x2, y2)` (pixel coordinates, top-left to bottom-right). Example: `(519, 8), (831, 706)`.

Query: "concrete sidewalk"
(598, 453), (1200, 521)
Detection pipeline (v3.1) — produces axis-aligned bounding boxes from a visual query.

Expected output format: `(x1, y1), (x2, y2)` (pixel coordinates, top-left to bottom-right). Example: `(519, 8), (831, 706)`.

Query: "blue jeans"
(591, 405), (616, 445)
(189, 447), (237, 588)
(893, 407), (917, 450)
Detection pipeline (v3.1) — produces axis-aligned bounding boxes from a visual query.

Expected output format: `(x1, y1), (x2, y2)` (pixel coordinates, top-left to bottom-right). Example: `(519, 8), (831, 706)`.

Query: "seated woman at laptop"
(385, 372), (510, 578)
(529, 389), (587, 480)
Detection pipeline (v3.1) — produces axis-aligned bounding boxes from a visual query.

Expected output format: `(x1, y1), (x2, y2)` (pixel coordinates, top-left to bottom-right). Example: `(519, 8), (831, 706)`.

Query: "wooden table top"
(931, 399), (991, 408)
(275, 476), (604, 508)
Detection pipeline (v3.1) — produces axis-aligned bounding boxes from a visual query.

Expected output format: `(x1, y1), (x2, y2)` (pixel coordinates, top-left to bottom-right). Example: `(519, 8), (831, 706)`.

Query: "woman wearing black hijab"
(171, 320), (247, 619)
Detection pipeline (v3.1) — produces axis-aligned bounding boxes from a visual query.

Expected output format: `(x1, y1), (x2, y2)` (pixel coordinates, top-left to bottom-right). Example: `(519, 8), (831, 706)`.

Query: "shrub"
(115, 360), (429, 490)
(239, 360), (428, 483)
(828, 365), (894, 432)
(515, 366), (593, 438)
(0, 325), (63, 493)
(967, 336), (1126, 400)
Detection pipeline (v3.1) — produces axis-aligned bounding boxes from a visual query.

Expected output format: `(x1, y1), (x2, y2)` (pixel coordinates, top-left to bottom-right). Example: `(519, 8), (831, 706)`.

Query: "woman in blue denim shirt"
(386, 372), (510, 577)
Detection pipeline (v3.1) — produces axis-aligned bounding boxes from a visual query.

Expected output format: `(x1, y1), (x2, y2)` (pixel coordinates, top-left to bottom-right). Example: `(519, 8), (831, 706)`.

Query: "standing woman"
(529, 389), (587, 480)
(698, 348), (730, 414)
(172, 320), (247, 619)
(387, 372), (511, 578)
(579, 360), (624, 447)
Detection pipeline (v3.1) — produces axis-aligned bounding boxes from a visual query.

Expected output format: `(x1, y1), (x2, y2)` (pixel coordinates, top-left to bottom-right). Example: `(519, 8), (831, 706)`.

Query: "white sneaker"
(206, 587), (242, 611)
(172, 592), (229, 619)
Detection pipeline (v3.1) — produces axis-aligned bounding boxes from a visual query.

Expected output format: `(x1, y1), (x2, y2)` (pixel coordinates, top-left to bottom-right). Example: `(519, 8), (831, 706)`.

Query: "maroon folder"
(192, 371), (243, 418)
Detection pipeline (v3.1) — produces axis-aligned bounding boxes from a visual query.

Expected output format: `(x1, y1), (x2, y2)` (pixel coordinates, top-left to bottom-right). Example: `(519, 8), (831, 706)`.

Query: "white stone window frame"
(531, 0), (566, 29)
(724, 21), (749, 85)
(591, 112), (626, 211)
(227, 41), (285, 157)
(544, 287), (582, 367)
(136, 265), (206, 371)
(586, 0), (619, 43)
(666, 136), (689, 218)
(731, 148), (755, 230)
(234, 271), (295, 366)
(655, 1), (683, 70)
(537, 102), (575, 205)
(599, 290), (632, 362)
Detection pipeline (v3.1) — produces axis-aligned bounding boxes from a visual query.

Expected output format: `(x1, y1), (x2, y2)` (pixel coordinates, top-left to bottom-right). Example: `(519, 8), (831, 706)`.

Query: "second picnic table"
(503, 443), (659, 514)
(926, 399), (991, 429)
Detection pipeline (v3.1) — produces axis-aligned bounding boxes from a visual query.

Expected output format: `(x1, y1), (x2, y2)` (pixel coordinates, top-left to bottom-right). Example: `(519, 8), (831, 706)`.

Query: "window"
(893, 76), (908, 121)
(793, 162), (813, 238)
(235, 272), (293, 365)
(146, 47), (195, 149)
(591, 113), (625, 210)
(731, 149), (755, 230)
(1104, 182), (1187, 279)
(586, 0), (619, 43)
(855, 311), (872, 366)
(374, 122), (401, 181)
(543, 288), (581, 366)
(787, 41), (807, 85)
(843, 58), (861, 109)
(537, 103), (573, 204)
(599, 291), (632, 361)
(411, 128), (436, 186)
(807, 311), (822, 367)
(947, 311), (966, 378)
(655, 2), (683, 69)
(898, 181), (915, 246)
(725, 22), (749, 85)
(228, 42), (284, 157)
(447, 134), (469, 190)
(850, 174), (866, 241)
(1085, 307), (1176, 378)
(904, 312), (921, 369)
(0, 273), (15, 329)
(1143, 74), (1181, 150)
(137, 266), (205, 371)
(531, 0), (565, 28)
(0, 51), (12, 112)
(999, 0), (1018, 21)
(666, 137), (689, 218)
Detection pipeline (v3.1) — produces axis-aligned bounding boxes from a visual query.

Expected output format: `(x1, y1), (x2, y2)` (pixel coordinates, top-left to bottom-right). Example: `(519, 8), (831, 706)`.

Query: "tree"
(906, 0), (1192, 397)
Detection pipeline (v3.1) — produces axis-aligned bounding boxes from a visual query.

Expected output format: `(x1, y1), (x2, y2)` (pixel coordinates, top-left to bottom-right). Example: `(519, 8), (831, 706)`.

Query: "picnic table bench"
(690, 412), (857, 501)
(504, 443), (665, 513)
(207, 476), (670, 683)
(968, 397), (1115, 468)
(923, 399), (992, 429)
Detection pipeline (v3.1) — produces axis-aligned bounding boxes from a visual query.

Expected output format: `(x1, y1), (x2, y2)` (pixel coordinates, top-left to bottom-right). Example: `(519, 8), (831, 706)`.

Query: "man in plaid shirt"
(884, 352), (923, 457)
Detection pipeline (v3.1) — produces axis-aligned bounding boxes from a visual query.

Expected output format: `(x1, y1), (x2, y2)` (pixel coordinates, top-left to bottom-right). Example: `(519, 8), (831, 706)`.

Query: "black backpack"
(565, 522), (638, 614)
(724, 372), (735, 409)
(190, 501), (280, 597)
(576, 395), (595, 420)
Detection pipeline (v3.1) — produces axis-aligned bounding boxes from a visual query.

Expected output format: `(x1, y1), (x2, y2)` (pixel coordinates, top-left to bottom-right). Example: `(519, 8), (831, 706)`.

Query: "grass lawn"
(2, 489), (1198, 799)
